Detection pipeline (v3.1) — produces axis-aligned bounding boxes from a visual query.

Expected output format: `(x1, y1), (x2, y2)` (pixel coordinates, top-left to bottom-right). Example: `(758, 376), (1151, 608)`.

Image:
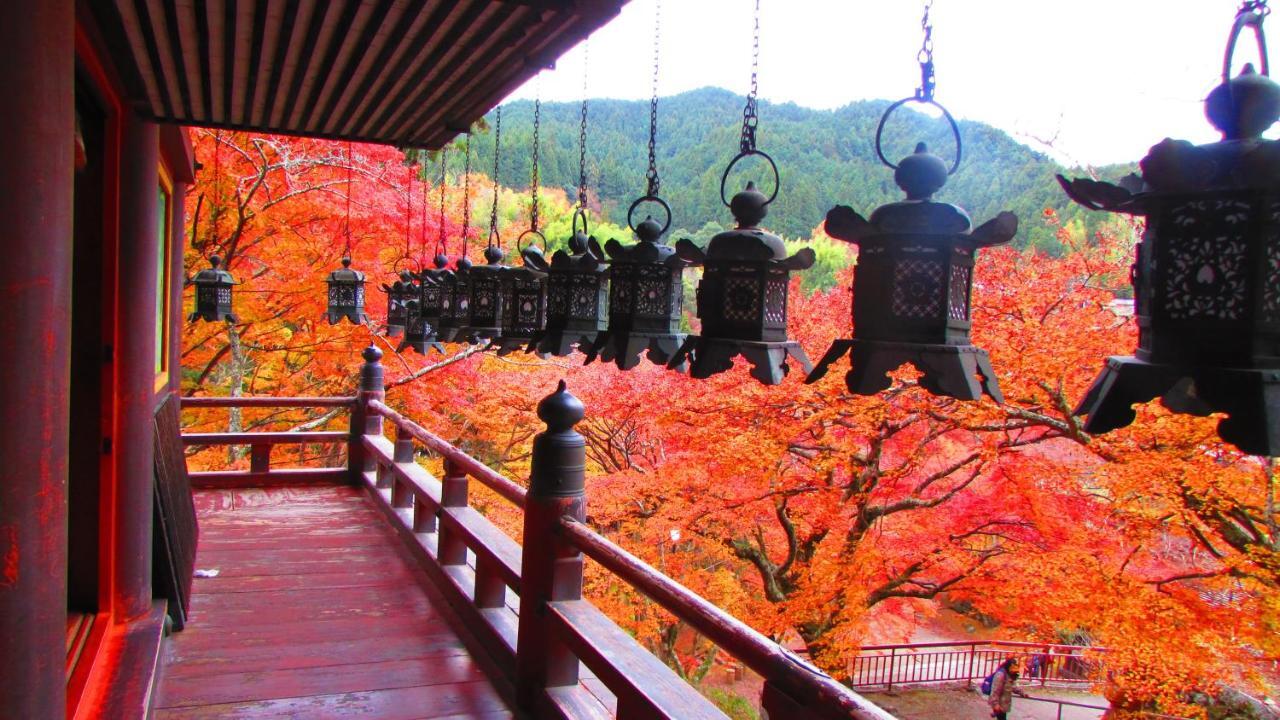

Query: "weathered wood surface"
(156, 485), (511, 719)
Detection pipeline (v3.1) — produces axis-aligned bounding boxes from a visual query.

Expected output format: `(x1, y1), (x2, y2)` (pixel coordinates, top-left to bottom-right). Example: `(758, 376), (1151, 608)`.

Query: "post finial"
(362, 345), (383, 364)
(537, 380), (585, 432)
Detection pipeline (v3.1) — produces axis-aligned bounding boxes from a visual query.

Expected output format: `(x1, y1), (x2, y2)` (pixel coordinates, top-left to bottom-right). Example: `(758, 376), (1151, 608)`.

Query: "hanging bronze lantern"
(188, 254), (238, 323)
(494, 234), (549, 356)
(325, 256), (370, 325)
(588, 201), (687, 370)
(436, 256), (473, 343)
(468, 246), (508, 341)
(1057, 3), (1280, 455)
(491, 102), (549, 356)
(809, 139), (1016, 400)
(669, 17), (815, 386)
(527, 210), (609, 357)
(587, 3), (685, 371)
(807, 12), (1017, 402)
(672, 179), (814, 383)
(412, 253), (451, 353)
(382, 271), (413, 337)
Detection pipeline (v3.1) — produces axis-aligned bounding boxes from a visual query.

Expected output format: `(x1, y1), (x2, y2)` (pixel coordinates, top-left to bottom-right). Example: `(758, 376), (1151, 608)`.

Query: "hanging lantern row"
(1058, 0), (1280, 456)
(180, 0), (1276, 458)
(809, 1), (1016, 401)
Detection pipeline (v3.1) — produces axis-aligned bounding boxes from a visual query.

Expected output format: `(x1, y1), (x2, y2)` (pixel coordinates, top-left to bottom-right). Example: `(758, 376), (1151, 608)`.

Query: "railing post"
(887, 648), (895, 692)
(250, 444), (271, 474)
(437, 456), (469, 565)
(515, 381), (587, 713)
(966, 643), (977, 688)
(349, 346), (384, 483)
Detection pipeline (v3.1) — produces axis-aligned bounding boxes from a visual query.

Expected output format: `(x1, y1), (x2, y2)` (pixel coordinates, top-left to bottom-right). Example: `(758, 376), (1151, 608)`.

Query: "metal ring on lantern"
(719, 149), (779, 208)
(571, 207), (590, 237)
(1223, 4), (1270, 80)
(517, 229), (547, 254)
(874, 96), (963, 174)
(627, 194), (673, 236)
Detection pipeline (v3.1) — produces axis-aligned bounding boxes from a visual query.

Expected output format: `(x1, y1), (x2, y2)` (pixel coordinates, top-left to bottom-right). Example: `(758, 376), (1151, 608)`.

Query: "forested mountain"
(471, 87), (1133, 252)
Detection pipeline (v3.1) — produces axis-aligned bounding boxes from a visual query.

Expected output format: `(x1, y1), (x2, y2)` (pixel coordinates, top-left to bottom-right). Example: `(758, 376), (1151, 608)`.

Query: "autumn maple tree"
(180, 131), (1278, 717)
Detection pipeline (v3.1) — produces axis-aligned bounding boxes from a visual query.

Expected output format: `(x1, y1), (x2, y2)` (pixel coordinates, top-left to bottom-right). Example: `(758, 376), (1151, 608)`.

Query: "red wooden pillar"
(113, 113), (160, 620)
(350, 346), (384, 483)
(0, 0), (74, 715)
(515, 381), (588, 712)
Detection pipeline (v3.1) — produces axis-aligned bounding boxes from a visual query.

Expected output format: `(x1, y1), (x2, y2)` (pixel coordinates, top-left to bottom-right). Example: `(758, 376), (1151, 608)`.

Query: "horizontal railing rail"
(1022, 694), (1190, 720)
(560, 517), (895, 720)
(181, 395), (357, 408)
(179, 396), (357, 487)
(368, 399), (527, 508)
(850, 640), (1102, 690)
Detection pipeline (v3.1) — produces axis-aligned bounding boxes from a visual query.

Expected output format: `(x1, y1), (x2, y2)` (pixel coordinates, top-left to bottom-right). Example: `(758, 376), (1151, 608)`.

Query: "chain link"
(461, 133), (472, 254)
(645, 0), (661, 197)
(739, 0), (760, 153)
(916, 0), (936, 101)
(436, 146), (447, 256)
(488, 106), (502, 244)
(421, 159), (430, 261)
(344, 142), (354, 256)
(530, 98), (541, 233)
(578, 43), (590, 210)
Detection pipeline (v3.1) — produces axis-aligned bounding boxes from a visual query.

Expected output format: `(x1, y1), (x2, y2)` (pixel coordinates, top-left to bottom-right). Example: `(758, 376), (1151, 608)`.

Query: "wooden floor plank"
(153, 682), (511, 719)
(156, 655), (487, 708)
(159, 485), (513, 719)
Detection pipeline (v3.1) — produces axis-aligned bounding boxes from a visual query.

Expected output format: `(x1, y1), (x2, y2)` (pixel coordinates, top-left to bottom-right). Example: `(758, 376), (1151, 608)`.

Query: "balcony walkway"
(154, 484), (514, 719)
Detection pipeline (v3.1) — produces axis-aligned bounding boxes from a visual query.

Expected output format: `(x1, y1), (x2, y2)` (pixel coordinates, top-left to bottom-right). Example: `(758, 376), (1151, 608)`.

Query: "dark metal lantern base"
(807, 339), (1003, 403)
(588, 332), (686, 371)
(1075, 356), (1280, 456)
(671, 337), (812, 385)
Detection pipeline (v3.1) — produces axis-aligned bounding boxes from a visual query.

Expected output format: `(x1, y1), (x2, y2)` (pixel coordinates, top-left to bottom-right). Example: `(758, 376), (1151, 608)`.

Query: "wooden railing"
(180, 395), (357, 487)
(178, 346), (897, 719)
(850, 640), (1100, 690)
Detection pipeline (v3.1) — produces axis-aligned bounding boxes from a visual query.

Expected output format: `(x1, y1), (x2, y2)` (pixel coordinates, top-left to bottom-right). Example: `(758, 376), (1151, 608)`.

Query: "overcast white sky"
(505, 0), (1268, 167)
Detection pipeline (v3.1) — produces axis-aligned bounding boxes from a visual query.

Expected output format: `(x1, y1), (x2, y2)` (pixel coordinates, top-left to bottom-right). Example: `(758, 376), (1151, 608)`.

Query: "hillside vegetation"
(469, 87), (1135, 252)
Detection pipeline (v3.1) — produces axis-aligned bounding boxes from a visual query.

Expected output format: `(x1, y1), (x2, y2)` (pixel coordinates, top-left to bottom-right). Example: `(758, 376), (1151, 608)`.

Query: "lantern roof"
(603, 219), (682, 266)
(191, 255), (237, 284)
(326, 257), (366, 283)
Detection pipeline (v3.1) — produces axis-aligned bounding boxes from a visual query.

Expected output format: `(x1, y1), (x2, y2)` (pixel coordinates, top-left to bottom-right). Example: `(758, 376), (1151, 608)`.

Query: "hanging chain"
(916, 0), (936, 101)
(645, 0), (661, 197)
(344, 142), (353, 257)
(404, 170), (412, 261)
(577, 43), (590, 210)
(530, 98), (541, 233)
(421, 160), (430, 261)
(738, 0), (761, 153)
(462, 133), (472, 250)
(436, 147), (448, 256)
(488, 106), (502, 243)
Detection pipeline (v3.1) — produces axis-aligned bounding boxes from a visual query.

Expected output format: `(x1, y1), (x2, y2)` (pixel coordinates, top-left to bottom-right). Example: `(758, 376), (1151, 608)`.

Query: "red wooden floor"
(154, 485), (515, 719)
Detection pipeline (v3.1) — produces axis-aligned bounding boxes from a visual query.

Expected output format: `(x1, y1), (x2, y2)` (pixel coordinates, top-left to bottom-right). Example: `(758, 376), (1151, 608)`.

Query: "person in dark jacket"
(989, 657), (1026, 720)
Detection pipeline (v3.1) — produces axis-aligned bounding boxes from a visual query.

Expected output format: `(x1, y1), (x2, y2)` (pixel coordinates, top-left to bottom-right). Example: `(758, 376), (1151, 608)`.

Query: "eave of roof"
(88, 0), (624, 149)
